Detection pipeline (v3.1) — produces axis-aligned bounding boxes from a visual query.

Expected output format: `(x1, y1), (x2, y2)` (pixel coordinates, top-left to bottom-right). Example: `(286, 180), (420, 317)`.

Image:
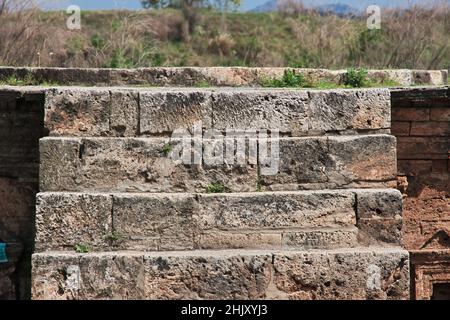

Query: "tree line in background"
(0, 0), (449, 70)
(140, 0), (241, 42)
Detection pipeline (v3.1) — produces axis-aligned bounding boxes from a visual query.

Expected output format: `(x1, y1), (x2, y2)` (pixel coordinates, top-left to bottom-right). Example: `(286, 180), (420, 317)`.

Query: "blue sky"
(41, 0), (268, 11)
(40, 0), (448, 11)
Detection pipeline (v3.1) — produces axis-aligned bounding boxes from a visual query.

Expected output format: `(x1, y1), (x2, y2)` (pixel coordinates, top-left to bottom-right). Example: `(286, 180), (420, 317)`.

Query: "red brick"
(391, 122), (410, 136)
(410, 122), (450, 136)
(430, 108), (450, 121)
(432, 160), (448, 173)
(392, 107), (430, 121)
(397, 137), (449, 159)
(398, 160), (432, 175)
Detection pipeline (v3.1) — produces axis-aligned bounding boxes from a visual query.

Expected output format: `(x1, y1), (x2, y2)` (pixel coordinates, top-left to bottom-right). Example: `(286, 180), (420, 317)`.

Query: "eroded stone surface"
(112, 193), (198, 251)
(31, 248), (410, 300)
(195, 191), (356, 230)
(44, 88), (111, 136)
(140, 91), (212, 134)
(262, 135), (397, 190)
(35, 193), (113, 251)
(39, 137), (258, 193)
(44, 87), (392, 137)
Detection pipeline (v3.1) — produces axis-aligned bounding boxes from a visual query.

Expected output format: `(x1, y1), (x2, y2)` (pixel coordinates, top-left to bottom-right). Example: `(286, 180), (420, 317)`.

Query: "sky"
(40, 0), (449, 11)
(41, 0), (267, 11)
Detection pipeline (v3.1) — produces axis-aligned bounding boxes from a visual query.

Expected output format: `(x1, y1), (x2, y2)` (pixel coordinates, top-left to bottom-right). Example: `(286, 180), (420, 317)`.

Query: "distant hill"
(316, 3), (360, 16)
(251, 0), (278, 13)
(251, 0), (360, 16)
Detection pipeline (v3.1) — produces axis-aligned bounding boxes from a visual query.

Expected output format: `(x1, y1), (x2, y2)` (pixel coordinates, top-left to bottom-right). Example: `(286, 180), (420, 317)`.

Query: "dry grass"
(0, 3), (449, 69)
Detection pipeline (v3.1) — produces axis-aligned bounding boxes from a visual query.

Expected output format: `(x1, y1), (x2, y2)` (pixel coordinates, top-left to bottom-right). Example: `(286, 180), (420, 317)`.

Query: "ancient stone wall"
(391, 88), (450, 299)
(0, 89), (45, 299)
(0, 67), (448, 300)
(0, 67), (447, 87)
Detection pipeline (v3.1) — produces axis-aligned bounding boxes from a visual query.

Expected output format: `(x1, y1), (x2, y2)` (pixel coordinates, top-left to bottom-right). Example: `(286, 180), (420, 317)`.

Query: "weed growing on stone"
(262, 69), (306, 87)
(194, 80), (212, 87)
(344, 68), (369, 87)
(206, 183), (228, 194)
(161, 144), (172, 156)
(0, 73), (58, 86)
(74, 244), (90, 253)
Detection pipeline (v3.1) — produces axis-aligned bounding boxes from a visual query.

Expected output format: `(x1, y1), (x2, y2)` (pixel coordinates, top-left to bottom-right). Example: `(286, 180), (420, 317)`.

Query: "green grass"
(206, 183), (229, 194)
(0, 74), (59, 86)
(194, 80), (212, 88)
(260, 68), (400, 89)
(74, 244), (90, 253)
(161, 144), (172, 156)
(262, 70), (306, 87)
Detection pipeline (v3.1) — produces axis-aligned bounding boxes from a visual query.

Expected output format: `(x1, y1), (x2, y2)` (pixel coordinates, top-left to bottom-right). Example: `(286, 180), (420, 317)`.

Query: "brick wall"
(0, 89), (45, 299)
(391, 87), (450, 300)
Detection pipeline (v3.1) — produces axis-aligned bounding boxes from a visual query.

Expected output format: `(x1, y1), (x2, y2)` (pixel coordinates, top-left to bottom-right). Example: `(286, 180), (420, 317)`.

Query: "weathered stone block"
(357, 218), (403, 245)
(211, 90), (309, 134)
(196, 232), (282, 250)
(272, 248), (410, 300)
(140, 90), (212, 134)
(31, 248), (410, 300)
(281, 228), (358, 249)
(78, 253), (145, 300)
(110, 90), (139, 136)
(195, 191), (356, 231)
(355, 189), (403, 219)
(32, 252), (145, 300)
(44, 88), (110, 136)
(327, 135), (397, 182)
(39, 137), (258, 193)
(39, 138), (81, 192)
(35, 193), (113, 251)
(32, 253), (81, 300)
(211, 89), (391, 134)
(112, 193), (198, 251)
(306, 89), (391, 132)
(262, 135), (397, 190)
(143, 251), (272, 300)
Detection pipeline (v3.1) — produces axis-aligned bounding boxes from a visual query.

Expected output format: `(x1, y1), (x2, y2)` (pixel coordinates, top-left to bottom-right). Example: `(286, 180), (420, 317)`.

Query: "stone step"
(44, 87), (391, 137)
(39, 135), (397, 193)
(1, 66), (447, 87)
(35, 189), (403, 252)
(31, 247), (410, 300)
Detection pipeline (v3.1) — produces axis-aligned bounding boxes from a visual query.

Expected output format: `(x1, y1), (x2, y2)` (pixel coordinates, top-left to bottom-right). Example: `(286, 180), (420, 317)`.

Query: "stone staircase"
(31, 87), (410, 300)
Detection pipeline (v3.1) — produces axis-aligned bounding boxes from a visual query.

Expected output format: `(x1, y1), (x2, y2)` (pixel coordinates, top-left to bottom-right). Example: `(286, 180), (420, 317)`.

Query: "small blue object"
(0, 243), (7, 263)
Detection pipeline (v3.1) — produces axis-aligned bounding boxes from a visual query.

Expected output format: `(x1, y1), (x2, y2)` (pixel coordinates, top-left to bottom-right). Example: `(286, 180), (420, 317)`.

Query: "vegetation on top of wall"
(262, 70), (307, 87)
(0, 74), (58, 86)
(0, 4), (449, 69)
(261, 68), (401, 89)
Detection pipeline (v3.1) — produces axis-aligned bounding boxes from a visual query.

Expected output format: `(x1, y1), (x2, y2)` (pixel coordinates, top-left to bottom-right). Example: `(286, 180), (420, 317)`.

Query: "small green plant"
(161, 144), (172, 156)
(206, 183), (228, 194)
(74, 244), (90, 253)
(344, 68), (369, 88)
(194, 80), (212, 88)
(0, 73), (58, 86)
(91, 33), (106, 50)
(263, 69), (306, 88)
(256, 179), (263, 192)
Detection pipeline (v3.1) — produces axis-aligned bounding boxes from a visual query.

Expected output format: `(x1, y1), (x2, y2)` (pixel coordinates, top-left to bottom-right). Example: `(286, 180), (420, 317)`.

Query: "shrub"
(344, 68), (369, 87)
(263, 69), (306, 87)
